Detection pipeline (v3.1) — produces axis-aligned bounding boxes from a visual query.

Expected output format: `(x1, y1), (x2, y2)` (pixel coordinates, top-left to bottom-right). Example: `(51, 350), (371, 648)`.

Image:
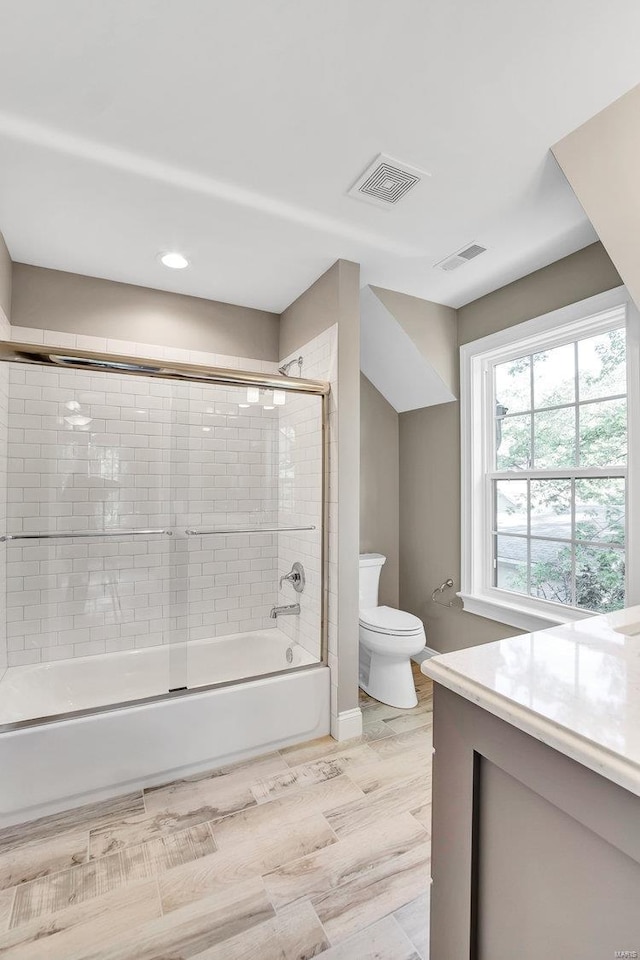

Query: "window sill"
(458, 592), (594, 633)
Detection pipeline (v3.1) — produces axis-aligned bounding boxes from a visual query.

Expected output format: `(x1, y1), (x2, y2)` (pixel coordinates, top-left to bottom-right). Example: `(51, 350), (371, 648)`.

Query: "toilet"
(359, 553), (426, 709)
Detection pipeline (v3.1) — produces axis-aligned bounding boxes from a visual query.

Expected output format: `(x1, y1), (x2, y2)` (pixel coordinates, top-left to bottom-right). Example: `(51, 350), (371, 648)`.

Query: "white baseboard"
(331, 707), (363, 741)
(412, 646), (441, 664)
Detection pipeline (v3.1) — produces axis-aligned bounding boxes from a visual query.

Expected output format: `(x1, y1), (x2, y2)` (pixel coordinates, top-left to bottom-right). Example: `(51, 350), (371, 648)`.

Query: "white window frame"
(460, 285), (640, 632)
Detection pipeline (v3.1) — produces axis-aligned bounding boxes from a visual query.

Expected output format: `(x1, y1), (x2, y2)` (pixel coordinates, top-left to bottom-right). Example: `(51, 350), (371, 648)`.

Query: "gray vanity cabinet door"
(477, 759), (640, 960)
(429, 685), (640, 960)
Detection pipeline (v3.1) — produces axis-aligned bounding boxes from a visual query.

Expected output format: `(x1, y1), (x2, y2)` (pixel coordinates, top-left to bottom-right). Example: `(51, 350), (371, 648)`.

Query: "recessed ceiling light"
(159, 252), (189, 270)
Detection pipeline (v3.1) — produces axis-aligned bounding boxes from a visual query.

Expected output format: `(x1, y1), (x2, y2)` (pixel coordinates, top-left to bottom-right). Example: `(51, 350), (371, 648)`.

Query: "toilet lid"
(360, 606), (424, 635)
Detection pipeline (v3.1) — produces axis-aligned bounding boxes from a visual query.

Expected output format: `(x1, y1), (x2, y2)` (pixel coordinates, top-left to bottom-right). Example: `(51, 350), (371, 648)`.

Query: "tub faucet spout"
(270, 603), (300, 618)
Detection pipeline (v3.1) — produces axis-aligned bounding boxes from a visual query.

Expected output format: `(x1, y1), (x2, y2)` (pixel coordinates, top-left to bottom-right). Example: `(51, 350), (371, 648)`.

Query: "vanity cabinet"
(423, 611), (640, 960)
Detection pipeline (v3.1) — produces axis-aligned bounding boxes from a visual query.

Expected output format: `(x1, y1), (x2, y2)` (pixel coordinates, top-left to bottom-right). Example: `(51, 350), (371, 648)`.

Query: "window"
(460, 287), (640, 632)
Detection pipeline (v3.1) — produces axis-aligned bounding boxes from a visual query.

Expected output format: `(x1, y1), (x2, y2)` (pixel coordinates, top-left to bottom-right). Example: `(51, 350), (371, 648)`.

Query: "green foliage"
(508, 542), (625, 614)
(575, 547), (625, 613)
(495, 328), (627, 614)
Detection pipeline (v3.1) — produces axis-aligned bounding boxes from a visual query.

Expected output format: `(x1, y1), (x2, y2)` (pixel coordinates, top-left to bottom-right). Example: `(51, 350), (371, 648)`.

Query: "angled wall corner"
(552, 83), (640, 312)
(360, 285), (457, 413)
(0, 232), (11, 328)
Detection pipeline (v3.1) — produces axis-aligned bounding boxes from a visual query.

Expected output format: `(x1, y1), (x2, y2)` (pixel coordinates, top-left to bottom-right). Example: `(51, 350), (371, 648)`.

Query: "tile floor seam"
(5, 884), (17, 931)
(262, 817), (428, 919)
(388, 913), (424, 957)
(154, 873), (164, 918)
(10, 819), (220, 922)
(328, 772), (366, 800)
(205, 820), (217, 853)
(249, 745), (379, 805)
(260, 872), (279, 914)
(6, 871), (159, 935)
(321, 813), (341, 844)
(310, 899), (334, 951)
(409, 810), (431, 834)
(280, 736), (356, 769)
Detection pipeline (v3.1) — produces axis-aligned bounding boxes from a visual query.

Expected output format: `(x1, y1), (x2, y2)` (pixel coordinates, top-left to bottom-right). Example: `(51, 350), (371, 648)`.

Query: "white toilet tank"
(359, 553), (386, 609)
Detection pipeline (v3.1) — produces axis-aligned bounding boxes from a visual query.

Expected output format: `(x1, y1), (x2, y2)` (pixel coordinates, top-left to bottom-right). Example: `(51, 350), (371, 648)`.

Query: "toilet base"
(360, 653), (418, 709)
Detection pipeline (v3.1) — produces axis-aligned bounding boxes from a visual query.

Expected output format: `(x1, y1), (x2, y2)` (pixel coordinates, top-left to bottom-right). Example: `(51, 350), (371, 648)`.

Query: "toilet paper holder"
(431, 578), (459, 608)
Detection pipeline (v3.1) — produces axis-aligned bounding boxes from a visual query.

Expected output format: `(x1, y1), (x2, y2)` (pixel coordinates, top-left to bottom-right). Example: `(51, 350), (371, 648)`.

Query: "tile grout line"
(9, 816), (220, 923)
(5, 883), (17, 931)
(259, 813), (428, 915)
(154, 873), (164, 918)
(12, 767), (363, 924)
(250, 743), (381, 804)
(310, 899), (335, 951)
(320, 812), (341, 845)
(388, 911), (427, 959)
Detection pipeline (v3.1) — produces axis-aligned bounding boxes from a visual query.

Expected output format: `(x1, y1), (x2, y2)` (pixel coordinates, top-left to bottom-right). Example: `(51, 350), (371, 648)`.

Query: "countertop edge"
(422, 657), (640, 799)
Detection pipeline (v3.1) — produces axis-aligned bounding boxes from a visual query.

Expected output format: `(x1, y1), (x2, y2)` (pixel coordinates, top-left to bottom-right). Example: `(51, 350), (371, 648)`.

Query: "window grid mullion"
(574, 340), (580, 469)
(500, 390), (626, 420)
(489, 529), (624, 551)
(572, 341), (579, 606)
(529, 352), (535, 469)
(526, 477), (531, 596)
(488, 468), (626, 482)
(570, 476), (577, 606)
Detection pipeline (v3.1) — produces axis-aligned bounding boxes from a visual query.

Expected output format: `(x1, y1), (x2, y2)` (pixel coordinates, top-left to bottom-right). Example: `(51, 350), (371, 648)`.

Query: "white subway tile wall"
(4, 328), (325, 673)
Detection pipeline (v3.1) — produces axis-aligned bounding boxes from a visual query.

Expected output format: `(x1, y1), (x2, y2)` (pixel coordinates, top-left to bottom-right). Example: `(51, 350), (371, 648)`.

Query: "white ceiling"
(1, 1), (640, 313)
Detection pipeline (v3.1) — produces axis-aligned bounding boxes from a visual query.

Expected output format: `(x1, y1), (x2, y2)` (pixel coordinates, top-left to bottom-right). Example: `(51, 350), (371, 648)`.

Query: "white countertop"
(422, 606), (640, 797)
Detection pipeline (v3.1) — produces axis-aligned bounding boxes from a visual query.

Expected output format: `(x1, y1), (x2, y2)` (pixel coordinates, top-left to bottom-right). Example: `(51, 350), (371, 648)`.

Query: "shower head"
(278, 356), (303, 377)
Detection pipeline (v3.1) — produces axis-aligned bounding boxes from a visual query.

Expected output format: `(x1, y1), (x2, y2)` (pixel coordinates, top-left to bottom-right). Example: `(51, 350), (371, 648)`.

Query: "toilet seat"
(359, 605), (423, 636)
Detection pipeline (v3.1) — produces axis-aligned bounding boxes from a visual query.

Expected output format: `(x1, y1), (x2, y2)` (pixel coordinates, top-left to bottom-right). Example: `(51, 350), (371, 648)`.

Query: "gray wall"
(0, 233), (11, 324)
(279, 265), (338, 358)
(360, 373), (399, 607)
(336, 261), (361, 716)
(458, 240), (622, 344)
(399, 402), (516, 653)
(11, 264), (280, 361)
(372, 286), (459, 397)
(553, 83), (640, 315)
(399, 241), (622, 655)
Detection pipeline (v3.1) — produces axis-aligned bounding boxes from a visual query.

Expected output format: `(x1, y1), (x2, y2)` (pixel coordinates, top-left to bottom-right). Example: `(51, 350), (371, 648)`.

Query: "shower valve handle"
(279, 562), (305, 593)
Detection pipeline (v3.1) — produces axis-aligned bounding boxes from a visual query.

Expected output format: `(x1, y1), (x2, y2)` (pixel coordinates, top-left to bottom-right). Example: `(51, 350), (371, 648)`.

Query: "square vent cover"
(435, 243), (487, 272)
(348, 154), (429, 208)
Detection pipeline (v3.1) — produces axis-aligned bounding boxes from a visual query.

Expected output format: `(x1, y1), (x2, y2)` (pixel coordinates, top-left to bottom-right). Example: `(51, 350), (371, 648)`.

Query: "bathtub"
(0, 629), (329, 826)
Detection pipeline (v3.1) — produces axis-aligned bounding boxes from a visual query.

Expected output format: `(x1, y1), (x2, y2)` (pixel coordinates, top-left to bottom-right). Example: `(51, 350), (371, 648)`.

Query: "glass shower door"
(1, 361), (178, 724)
(179, 379), (325, 693)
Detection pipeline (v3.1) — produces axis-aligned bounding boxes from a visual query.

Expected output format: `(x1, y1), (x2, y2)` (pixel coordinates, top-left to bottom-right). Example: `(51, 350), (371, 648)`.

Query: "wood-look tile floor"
(0, 665), (432, 959)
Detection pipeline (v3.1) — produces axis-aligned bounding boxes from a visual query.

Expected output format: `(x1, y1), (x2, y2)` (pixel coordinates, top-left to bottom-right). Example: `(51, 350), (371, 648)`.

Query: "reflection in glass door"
(0, 351), (328, 728)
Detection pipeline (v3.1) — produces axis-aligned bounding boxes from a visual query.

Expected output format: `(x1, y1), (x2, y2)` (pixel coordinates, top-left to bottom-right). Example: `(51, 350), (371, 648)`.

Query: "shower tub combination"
(0, 342), (330, 826)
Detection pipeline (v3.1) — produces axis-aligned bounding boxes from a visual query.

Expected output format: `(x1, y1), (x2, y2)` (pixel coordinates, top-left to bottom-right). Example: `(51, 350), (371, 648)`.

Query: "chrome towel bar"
(0, 526), (317, 542)
(185, 525), (316, 536)
(0, 529), (173, 542)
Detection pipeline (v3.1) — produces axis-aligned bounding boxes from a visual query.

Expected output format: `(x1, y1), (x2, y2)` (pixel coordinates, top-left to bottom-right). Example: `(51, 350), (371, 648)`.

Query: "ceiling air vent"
(435, 243), (487, 272)
(348, 154), (429, 207)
